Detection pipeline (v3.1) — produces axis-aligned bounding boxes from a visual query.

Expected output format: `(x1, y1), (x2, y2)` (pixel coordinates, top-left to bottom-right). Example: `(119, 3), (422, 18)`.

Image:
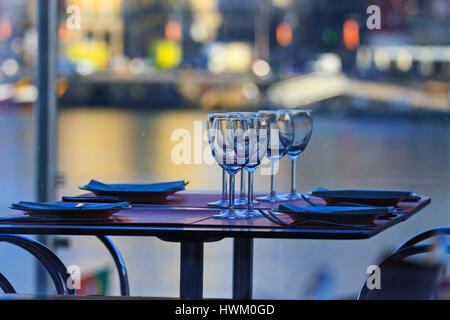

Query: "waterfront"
(0, 107), (449, 298)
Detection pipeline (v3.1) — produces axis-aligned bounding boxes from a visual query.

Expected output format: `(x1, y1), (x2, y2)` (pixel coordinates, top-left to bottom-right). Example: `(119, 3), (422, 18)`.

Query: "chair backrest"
(97, 235), (129, 296)
(358, 244), (448, 300)
(0, 234), (76, 295)
(358, 227), (450, 300)
(395, 227), (450, 253)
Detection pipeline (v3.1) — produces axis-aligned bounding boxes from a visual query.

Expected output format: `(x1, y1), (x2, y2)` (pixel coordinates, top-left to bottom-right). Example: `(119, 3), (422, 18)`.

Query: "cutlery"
(301, 194), (318, 206)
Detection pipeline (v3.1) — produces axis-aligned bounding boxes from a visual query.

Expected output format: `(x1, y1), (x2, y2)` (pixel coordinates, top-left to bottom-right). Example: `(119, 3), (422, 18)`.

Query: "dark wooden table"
(0, 193), (431, 299)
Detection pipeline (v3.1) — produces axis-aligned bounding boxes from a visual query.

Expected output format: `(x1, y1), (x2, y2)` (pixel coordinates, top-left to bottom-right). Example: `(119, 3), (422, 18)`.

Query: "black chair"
(358, 227), (449, 300)
(97, 236), (129, 296)
(0, 272), (16, 294)
(395, 227), (450, 253)
(0, 234), (129, 296)
(0, 235), (76, 295)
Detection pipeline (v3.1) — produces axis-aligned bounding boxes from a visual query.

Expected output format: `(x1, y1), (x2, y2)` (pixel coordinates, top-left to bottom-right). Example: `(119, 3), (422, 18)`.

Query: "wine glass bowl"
(285, 109), (313, 200)
(260, 110), (294, 161)
(206, 112), (229, 208)
(227, 112), (260, 206)
(257, 110), (294, 202)
(210, 117), (252, 219)
(241, 116), (270, 216)
(287, 110), (313, 159)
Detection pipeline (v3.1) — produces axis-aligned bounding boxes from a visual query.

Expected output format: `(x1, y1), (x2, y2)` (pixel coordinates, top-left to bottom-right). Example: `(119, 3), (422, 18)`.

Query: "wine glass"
(256, 110), (294, 202)
(284, 110), (313, 200)
(228, 112), (260, 206)
(210, 117), (252, 219)
(240, 116), (270, 217)
(206, 112), (229, 208)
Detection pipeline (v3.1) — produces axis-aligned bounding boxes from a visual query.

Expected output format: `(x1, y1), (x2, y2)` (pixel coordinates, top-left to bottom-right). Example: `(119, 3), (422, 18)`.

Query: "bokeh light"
(276, 22), (293, 46)
(150, 40), (182, 70)
(1, 59), (19, 77)
(0, 19), (12, 41)
(251, 59), (271, 78)
(342, 18), (360, 50)
(396, 49), (413, 72)
(165, 20), (182, 43)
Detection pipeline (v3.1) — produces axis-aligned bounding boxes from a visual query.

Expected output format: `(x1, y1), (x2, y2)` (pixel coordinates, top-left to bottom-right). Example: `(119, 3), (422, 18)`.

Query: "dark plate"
(9, 202), (131, 219)
(78, 181), (187, 203)
(77, 189), (177, 202)
(283, 211), (390, 224)
(309, 189), (419, 206)
(317, 197), (400, 206)
(62, 196), (127, 203)
(278, 205), (395, 224)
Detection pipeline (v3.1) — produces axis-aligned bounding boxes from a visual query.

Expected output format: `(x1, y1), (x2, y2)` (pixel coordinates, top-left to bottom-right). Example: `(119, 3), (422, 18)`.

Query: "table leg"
(233, 238), (253, 299)
(180, 241), (204, 299)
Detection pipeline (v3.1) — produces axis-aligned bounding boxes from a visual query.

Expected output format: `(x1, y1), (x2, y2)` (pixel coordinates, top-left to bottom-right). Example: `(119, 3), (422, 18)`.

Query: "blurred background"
(0, 0), (449, 298)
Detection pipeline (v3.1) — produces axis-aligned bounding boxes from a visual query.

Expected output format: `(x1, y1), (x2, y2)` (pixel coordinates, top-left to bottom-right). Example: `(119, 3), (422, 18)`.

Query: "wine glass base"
(240, 209), (263, 217)
(234, 197), (248, 206)
(207, 200), (229, 208)
(213, 211), (251, 219)
(283, 192), (304, 200)
(256, 194), (290, 202)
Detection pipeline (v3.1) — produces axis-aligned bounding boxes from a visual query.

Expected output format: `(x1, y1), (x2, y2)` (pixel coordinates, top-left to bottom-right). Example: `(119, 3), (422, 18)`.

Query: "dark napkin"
(80, 179), (187, 192)
(277, 203), (395, 225)
(10, 201), (130, 211)
(62, 196), (126, 203)
(278, 203), (395, 216)
(311, 188), (418, 199)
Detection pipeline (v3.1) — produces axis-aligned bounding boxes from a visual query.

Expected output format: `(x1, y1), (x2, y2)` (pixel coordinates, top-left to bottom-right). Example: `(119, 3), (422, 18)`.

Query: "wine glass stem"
(228, 172), (236, 211)
(270, 160), (277, 197)
(291, 159), (297, 194)
(221, 169), (228, 201)
(239, 170), (245, 198)
(247, 170), (254, 210)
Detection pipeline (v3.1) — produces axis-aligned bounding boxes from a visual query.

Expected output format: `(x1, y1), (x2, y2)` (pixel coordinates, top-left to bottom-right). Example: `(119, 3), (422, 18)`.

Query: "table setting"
(0, 109), (430, 233)
(0, 109), (432, 301)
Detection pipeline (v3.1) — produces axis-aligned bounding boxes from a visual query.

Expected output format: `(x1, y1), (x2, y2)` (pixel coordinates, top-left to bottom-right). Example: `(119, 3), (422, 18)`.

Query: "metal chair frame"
(394, 227), (450, 253)
(0, 272), (16, 294)
(0, 234), (76, 295)
(358, 227), (450, 300)
(97, 236), (130, 296)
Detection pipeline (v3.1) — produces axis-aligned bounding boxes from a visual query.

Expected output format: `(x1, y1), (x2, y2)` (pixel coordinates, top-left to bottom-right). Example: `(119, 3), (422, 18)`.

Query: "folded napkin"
(311, 188), (418, 199)
(278, 203), (395, 216)
(62, 196), (126, 203)
(81, 179), (187, 192)
(10, 201), (130, 211)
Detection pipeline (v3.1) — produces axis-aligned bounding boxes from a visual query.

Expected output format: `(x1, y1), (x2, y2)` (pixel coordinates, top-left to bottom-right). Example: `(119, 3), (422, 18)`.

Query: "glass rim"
(213, 116), (269, 120)
(207, 112), (228, 118)
(258, 109), (280, 113)
(228, 112), (260, 115)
